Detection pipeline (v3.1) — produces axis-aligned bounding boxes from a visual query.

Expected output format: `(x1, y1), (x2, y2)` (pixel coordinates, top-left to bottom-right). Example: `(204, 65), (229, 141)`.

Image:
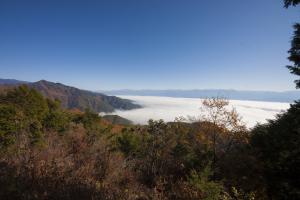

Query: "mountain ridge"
(0, 78), (29, 85)
(0, 79), (141, 113)
(100, 89), (300, 103)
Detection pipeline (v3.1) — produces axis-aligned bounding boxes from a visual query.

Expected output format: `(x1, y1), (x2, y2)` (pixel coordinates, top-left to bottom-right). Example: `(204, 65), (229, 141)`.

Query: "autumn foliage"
(0, 86), (299, 199)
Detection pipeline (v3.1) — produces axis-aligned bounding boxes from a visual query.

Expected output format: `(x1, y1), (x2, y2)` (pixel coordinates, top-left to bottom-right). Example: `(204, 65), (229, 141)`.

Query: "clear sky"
(0, 0), (299, 91)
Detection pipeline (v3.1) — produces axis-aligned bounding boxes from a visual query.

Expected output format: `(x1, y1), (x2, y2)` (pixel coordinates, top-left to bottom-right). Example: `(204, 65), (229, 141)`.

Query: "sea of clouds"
(102, 95), (291, 128)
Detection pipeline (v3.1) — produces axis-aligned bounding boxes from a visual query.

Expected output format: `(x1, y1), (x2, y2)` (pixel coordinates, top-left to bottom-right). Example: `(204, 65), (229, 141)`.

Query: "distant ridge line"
(0, 78), (141, 113)
(100, 89), (300, 103)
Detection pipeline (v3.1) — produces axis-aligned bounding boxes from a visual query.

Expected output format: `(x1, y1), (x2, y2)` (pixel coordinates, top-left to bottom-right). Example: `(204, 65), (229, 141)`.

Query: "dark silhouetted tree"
(251, 102), (300, 199)
(284, 0), (300, 88)
(284, 0), (300, 8)
(249, 2), (300, 199)
(287, 24), (300, 88)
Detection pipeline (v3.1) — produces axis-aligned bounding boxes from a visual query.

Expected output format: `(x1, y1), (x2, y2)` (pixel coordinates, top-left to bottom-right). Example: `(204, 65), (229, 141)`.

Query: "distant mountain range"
(100, 89), (300, 103)
(0, 78), (29, 85)
(0, 79), (141, 113)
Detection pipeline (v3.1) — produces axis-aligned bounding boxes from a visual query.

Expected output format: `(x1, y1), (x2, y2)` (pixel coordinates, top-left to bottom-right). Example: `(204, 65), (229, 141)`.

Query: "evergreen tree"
(287, 24), (300, 88)
(251, 103), (300, 199)
(248, 2), (300, 199)
(285, 0), (300, 88)
(284, 0), (300, 8)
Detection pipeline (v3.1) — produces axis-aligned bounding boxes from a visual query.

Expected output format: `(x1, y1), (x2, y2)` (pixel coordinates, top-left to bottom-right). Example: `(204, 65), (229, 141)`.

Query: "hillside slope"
(102, 114), (133, 125)
(0, 79), (141, 113)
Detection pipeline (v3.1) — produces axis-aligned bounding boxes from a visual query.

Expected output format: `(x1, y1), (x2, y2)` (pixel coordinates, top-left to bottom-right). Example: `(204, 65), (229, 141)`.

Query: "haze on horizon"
(1, 0), (300, 91)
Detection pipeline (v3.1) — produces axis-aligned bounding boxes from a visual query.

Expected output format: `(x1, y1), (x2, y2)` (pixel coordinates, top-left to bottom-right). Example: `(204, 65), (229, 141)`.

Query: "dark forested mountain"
(101, 89), (300, 102)
(102, 114), (133, 125)
(0, 79), (141, 112)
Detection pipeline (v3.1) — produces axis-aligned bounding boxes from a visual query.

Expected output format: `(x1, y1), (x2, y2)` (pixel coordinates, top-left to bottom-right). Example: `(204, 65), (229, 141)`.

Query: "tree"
(0, 85), (49, 145)
(287, 24), (300, 88)
(247, 2), (300, 199)
(116, 128), (141, 157)
(0, 104), (19, 148)
(4, 85), (49, 122)
(284, 0), (300, 88)
(44, 99), (70, 132)
(187, 167), (224, 200)
(251, 102), (300, 199)
(199, 98), (247, 178)
(284, 0), (300, 8)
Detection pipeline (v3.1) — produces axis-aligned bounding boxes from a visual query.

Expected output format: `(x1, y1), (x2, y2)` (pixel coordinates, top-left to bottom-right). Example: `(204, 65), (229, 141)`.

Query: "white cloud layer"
(102, 96), (290, 128)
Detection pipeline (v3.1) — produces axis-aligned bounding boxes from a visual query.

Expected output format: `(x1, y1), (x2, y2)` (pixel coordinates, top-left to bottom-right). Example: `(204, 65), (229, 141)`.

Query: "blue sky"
(0, 0), (299, 91)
